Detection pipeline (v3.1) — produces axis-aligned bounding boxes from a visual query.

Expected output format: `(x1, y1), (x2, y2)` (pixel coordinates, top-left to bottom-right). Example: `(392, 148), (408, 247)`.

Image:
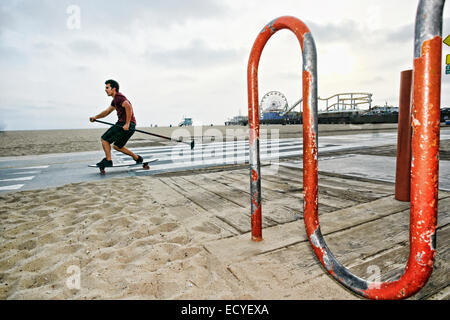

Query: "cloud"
(131, 0), (228, 26)
(306, 19), (363, 44)
(68, 0), (229, 34)
(0, 6), (14, 35)
(306, 17), (444, 48)
(0, 1), (68, 35)
(360, 76), (386, 86)
(33, 40), (58, 51)
(0, 0), (227, 39)
(374, 17), (449, 45)
(148, 39), (241, 69)
(68, 39), (108, 57)
(386, 23), (414, 43)
(0, 43), (25, 62)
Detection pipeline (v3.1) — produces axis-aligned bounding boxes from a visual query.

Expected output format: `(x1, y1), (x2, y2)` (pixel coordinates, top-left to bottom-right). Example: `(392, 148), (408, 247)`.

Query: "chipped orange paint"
(251, 206), (263, 241)
(302, 70), (319, 226)
(251, 169), (258, 182)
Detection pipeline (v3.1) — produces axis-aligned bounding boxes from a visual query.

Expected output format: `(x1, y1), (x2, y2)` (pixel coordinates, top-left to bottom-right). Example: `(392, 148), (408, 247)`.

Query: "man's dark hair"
(105, 79), (119, 91)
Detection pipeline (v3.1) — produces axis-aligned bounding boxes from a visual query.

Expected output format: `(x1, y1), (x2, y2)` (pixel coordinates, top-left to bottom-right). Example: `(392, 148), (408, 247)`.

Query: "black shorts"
(101, 122), (135, 149)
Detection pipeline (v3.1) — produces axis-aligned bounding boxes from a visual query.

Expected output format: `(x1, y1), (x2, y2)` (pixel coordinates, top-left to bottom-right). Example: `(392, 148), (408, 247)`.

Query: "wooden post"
(395, 70), (413, 202)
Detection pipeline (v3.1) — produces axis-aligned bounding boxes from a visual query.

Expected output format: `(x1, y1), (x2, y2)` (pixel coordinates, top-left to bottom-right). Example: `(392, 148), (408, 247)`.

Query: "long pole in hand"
(94, 119), (195, 150)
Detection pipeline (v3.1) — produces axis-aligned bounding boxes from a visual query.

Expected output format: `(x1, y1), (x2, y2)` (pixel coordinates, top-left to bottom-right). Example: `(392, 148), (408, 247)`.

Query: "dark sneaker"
(96, 158), (113, 168)
(135, 155), (143, 164)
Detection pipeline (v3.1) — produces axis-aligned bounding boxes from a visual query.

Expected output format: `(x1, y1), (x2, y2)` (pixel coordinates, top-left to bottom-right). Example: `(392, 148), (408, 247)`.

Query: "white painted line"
(117, 132), (406, 162)
(115, 138), (300, 155)
(127, 137), (401, 171)
(9, 171), (40, 175)
(0, 176), (35, 182)
(19, 165), (49, 170)
(116, 142), (303, 162)
(134, 150), (297, 173)
(0, 184), (24, 191)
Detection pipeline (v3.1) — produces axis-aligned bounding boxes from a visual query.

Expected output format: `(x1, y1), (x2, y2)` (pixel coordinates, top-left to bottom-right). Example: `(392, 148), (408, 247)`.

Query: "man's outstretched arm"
(90, 106), (115, 122)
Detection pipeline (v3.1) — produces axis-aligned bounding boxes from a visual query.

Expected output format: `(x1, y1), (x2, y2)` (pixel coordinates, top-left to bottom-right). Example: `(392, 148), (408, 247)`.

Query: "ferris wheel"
(260, 91), (288, 117)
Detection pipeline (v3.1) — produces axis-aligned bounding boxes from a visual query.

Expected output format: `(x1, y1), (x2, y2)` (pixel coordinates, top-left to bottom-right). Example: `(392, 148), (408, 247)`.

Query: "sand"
(1, 175), (352, 300)
(0, 177), (241, 300)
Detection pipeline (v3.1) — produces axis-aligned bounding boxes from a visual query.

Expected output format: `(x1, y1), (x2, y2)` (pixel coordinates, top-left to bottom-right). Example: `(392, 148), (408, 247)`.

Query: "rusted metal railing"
(247, 0), (445, 299)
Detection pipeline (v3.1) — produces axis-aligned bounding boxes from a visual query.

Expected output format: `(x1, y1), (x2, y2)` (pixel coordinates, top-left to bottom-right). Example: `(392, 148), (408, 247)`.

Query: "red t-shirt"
(111, 92), (136, 124)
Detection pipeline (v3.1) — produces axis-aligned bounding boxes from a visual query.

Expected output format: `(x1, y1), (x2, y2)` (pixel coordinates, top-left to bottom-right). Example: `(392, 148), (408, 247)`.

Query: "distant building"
(225, 115), (248, 126)
(364, 105), (399, 115)
(179, 117), (193, 126)
(442, 107), (450, 123)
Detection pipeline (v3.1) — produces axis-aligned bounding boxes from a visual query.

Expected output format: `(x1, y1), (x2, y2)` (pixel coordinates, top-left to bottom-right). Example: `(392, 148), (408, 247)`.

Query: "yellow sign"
(446, 35), (450, 72)
(444, 35), (450, 47)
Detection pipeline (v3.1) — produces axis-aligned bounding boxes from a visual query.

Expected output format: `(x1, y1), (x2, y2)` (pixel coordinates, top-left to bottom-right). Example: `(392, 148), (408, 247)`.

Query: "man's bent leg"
(101, 139), (112, 161)
(113, 145), (138, 161)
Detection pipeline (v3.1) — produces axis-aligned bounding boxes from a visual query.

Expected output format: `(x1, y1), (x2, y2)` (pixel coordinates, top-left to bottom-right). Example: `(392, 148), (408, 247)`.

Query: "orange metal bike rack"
(247, 0), (445, 299)
(247, 16), (318, 242)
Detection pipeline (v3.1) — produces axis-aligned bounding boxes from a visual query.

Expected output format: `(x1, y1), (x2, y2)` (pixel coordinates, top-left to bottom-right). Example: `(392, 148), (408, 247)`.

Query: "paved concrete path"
(1, 130), (449, 193)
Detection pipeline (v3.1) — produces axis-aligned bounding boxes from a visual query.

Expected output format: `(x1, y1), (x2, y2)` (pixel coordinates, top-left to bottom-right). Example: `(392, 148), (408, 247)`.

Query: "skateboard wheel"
(143, 164), (150, 170)
(100, 168), (106, 175)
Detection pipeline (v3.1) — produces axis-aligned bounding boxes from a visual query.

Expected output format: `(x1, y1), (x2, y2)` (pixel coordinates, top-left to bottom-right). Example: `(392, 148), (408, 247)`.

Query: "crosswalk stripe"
(9, 171), (41, 175)
(0, 176), (35, 182)
(114, 141), (302, 162)
(133, 149), (302, 173)
(19, 165), (49, 170)
(121, 138), (300, 155)
(0, 184), (24, 191)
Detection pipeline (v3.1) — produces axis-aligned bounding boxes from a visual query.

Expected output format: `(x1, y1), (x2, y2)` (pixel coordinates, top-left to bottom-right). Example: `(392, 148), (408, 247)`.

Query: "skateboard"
(89, 158), (158, 175)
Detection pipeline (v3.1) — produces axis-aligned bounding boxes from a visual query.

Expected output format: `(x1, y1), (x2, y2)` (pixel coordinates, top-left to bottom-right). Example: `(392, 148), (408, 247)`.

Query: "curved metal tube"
(247, 0), (445, 299)
(305, 0), (444, 300)
(247, 16), (318, 241)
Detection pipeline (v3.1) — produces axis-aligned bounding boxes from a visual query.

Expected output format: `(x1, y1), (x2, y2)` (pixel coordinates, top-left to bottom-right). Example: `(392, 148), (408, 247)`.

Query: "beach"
(0, 123), (401, 157)
(1, 124), (449, 300)
(0, 176), (242, 299)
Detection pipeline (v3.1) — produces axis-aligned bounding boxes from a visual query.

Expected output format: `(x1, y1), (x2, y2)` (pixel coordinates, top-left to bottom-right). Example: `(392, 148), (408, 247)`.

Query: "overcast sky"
(0, 0), (449, 130)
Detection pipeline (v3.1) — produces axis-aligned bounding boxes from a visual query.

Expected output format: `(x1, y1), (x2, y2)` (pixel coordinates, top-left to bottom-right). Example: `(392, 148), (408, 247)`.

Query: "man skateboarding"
(89, 80), (143, 167)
